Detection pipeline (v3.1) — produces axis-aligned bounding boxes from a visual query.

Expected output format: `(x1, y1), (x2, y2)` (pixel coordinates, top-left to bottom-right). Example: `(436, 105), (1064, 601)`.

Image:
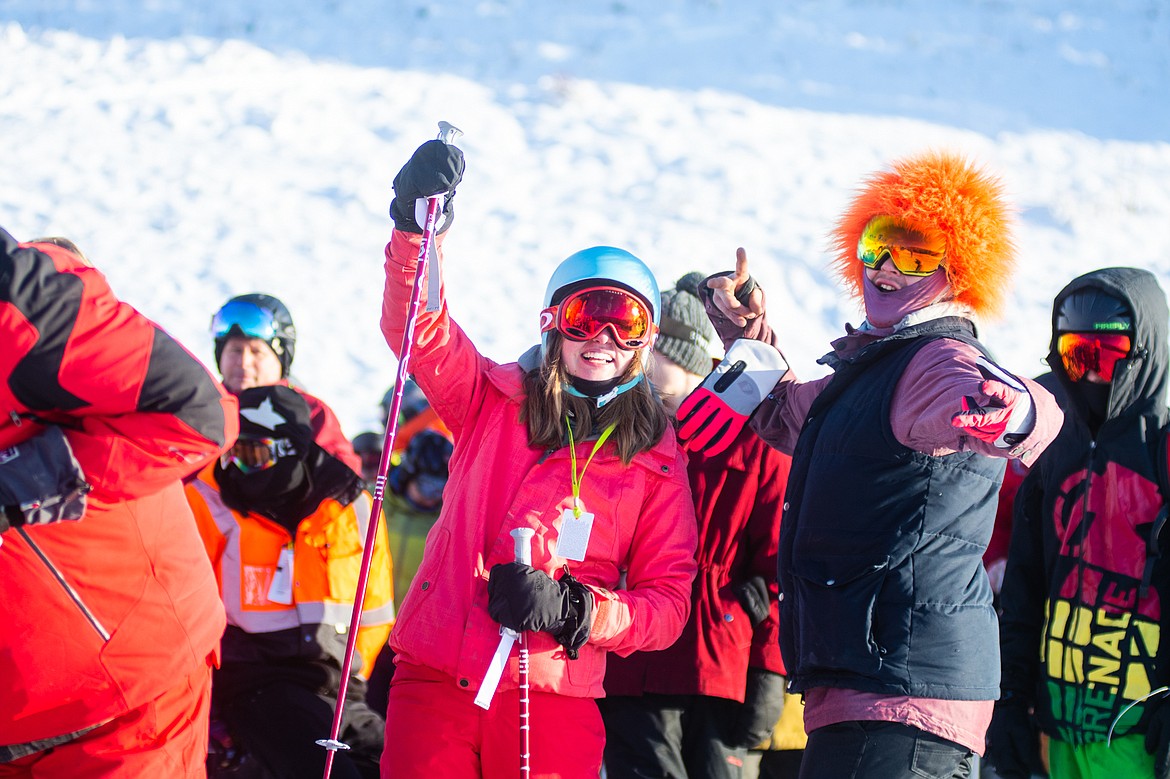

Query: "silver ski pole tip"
(437, 121), (463, 145)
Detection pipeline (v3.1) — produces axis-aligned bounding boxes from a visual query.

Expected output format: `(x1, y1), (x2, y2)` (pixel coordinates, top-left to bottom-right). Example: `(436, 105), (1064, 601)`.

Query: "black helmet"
(380, 378), (430, 426)
(351, 431), (383, 456)
(212, 293), (297, 377)
(1056, 288), (1132, 334)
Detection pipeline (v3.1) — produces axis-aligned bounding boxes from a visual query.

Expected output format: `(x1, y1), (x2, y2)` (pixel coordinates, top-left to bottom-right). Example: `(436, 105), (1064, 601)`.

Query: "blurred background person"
(365, 427), (454, 718)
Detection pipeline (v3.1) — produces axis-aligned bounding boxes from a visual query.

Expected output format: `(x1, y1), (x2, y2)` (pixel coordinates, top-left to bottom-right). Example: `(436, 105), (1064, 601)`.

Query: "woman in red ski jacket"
(377, 139), (698, 779)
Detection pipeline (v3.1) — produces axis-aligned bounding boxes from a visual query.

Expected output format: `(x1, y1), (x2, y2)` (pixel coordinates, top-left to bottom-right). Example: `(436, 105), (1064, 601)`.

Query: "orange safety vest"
(186, 465), (394, 679)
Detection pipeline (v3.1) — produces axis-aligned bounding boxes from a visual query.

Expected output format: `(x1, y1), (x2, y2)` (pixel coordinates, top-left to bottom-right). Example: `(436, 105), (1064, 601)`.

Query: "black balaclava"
(216, 385), (316, 533)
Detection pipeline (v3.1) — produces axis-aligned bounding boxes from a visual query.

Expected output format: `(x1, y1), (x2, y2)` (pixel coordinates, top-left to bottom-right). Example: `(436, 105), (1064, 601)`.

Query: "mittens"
(389, 139), (465, 234)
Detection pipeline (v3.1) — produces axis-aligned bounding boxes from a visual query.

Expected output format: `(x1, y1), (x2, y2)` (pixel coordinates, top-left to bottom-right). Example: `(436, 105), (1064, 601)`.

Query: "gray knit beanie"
(656, 272), (720, 376)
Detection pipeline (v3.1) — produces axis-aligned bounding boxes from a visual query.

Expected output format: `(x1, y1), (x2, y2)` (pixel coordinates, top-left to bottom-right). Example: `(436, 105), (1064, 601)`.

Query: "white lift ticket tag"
(267, 547), (294, 605)
(557, 508), (594, 562)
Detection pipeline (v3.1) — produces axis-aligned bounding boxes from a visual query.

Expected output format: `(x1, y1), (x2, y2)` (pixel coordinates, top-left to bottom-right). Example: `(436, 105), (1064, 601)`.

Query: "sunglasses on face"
(211, 300), (280, 341)
(222, 437), (297, 474)
(1057, 332), (1133, 383)
(857, 215), (947, 277)
(540, 286), (655, 350)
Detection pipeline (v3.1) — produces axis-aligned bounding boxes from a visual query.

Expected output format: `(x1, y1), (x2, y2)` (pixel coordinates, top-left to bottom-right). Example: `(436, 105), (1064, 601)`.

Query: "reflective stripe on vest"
(190, 478), (300, 634)
(191, 480), (394, 630)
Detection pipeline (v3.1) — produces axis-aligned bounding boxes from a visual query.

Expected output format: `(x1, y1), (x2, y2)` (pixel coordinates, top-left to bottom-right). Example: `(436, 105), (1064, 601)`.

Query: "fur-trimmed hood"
(829, 150), (1016, 318)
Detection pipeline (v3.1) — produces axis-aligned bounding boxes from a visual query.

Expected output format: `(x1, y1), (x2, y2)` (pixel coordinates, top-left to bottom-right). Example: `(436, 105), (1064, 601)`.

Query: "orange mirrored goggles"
(857, 216), (947, 277)
(221, 437), (297, 474)
(1057, 332), (1132, 382)
(540, 286), (656, 350)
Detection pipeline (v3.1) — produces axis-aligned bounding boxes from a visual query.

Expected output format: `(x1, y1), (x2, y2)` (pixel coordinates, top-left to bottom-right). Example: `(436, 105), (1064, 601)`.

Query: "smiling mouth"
(581, 351), (614, 364)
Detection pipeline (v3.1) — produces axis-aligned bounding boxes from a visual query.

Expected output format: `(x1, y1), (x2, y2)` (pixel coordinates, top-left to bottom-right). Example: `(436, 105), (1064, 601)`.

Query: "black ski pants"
(598, 693), (747, 779)
(219, 679), (383, 779)
(800, 720), (974, 779)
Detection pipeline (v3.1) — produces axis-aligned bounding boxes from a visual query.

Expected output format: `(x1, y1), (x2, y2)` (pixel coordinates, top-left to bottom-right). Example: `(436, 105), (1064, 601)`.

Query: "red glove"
(677, 339), (788, 456)
(951, 357), (1033, 448)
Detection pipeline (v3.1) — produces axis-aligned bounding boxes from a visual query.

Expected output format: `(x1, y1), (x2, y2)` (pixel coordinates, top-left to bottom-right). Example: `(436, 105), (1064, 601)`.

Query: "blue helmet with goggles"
(541, 246), (660, 358)
(212, 293), (297, 377)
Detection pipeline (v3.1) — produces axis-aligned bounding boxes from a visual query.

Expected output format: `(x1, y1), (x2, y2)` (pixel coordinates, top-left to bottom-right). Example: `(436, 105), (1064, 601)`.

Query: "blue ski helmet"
(212, 293), (297, 377)
(541, 246), (660, 356)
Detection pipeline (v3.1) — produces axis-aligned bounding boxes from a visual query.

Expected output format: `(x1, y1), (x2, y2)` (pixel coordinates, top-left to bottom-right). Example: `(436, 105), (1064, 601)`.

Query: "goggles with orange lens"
(857, 215), (947, 277)
(540, 286), (656, 350)
(221, 437), (297, 474)
(1057, 332), (1133, 382)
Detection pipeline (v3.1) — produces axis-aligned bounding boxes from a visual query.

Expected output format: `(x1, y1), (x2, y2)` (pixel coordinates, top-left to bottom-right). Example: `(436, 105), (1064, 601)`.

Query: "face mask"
(862, 269), (951, 328)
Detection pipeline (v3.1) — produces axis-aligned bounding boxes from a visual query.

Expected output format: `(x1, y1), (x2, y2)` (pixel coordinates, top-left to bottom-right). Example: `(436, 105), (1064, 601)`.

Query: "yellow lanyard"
(566, 418), (616, 518)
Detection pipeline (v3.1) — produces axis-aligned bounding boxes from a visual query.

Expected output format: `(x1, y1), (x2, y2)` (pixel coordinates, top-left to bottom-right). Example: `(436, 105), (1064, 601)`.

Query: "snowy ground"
(1, 0), (1168, 437)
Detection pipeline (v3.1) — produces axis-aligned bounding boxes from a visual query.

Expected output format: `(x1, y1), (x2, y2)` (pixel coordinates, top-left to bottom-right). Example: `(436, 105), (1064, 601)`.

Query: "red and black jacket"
(0, 229), (237, 745)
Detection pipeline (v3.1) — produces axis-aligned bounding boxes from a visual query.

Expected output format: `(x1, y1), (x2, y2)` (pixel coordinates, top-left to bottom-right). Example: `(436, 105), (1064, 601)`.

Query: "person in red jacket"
(377, 139), (698, 779)
(211, 292), (362, 475)
(601, 273), (792, 778)
(0, 229), (237, 778)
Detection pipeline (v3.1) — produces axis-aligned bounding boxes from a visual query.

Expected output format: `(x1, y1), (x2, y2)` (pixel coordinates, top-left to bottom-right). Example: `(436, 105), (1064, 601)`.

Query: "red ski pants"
(380, 661), (604, 779)
(0, 662), (212, 779)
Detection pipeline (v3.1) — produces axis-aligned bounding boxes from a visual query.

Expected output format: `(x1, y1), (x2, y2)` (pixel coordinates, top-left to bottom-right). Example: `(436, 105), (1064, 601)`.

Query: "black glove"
(734, 575), (772, 627)
(984, 697), (1042, 779)
(730, 668), (786, 749)
(487, 562), (592, 654)
(389, 139), (465, 234)
(1145, 696), (1170, 779)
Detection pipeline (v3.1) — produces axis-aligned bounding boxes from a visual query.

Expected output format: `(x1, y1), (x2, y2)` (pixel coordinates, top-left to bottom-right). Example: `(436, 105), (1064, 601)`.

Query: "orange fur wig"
(828, 150), (1016, 318)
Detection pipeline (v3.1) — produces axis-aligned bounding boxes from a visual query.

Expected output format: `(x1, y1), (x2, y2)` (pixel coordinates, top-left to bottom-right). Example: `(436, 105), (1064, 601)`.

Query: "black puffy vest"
(779, 318), (1005, 700)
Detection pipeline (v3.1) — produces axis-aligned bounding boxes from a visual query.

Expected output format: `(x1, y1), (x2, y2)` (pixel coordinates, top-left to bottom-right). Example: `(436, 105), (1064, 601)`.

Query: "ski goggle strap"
(857, 215), (947, 277)
(539, 286), (656, 350)
(211, 300), (280, 341)
(221, 437), (297, 474)
(1057, 332), (1133, 382)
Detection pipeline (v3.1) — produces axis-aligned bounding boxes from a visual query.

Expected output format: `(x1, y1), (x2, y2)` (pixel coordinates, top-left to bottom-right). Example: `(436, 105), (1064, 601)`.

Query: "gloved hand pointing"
(390, 139), (465, 234)
(951, 356), (1034, 448)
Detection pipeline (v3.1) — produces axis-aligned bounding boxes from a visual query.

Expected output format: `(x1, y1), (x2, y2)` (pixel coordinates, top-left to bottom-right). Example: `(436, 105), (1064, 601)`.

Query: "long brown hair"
(521, 333), (669, 465)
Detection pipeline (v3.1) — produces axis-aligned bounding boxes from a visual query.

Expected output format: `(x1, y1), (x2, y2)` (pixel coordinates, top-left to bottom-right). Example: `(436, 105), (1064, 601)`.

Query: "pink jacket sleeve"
(890, 339), (1063, 465)
(380, 230), (498, 438)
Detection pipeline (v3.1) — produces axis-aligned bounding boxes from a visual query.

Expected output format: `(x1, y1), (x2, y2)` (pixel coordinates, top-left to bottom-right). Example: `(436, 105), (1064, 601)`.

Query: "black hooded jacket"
(1000, 267), (1170, 745)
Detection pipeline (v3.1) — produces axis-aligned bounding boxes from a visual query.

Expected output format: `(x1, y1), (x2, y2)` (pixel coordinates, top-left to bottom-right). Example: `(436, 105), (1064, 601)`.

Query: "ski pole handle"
(474, 527), (538, 710)
(419, 121), (463, 313)
(511, 527), (535, 566)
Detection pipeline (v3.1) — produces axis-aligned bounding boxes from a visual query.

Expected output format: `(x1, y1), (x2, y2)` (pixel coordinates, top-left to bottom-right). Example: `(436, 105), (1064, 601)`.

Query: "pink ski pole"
(510, 527), (536, 778)
(318, 120), (463, 779)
